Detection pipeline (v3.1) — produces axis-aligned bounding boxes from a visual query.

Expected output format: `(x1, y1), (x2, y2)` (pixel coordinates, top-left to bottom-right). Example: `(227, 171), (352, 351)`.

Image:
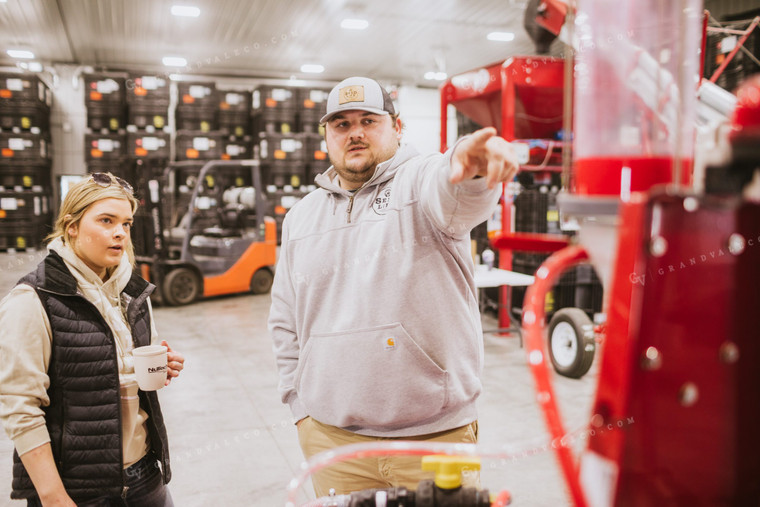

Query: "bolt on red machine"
(511, 0), (760, 505)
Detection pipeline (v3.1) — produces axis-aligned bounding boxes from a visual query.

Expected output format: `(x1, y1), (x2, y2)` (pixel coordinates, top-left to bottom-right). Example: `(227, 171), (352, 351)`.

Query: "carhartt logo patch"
(384, 337), (396, 350)
(339, 85), (364, 104)
(372, 186), (391, 215)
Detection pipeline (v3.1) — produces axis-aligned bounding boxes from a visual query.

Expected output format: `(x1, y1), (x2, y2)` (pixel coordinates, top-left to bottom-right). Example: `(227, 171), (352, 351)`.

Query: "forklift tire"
(548, 308), (595, 379)
(163, 267), (201, 306)
(250, 268), (274, 295)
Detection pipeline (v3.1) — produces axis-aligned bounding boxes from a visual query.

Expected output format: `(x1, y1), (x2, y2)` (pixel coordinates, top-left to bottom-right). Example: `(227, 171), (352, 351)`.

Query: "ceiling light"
(171, 5), (200, 17)
(18, 61), (43, 72)
(424, 71), (447, 81)
(341, 18), (369, 30)
(301, 64), (325, 74)
(162, 56), (187, 67)
(487, 31), (515, 42)
(7, 49), (35, 59)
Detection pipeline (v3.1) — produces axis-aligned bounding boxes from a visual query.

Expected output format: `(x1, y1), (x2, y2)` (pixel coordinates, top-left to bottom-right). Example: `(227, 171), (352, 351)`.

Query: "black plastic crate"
(127, 103), (169, 130)
(252, 108), (297, 135)
(84, 74), (127, 107)
(0, 73), (52, 109)
(258, 132), (306, 163)
(513, 187), (561, 234)
(297, 87), (330, 130)
(0, 164), (51, 192)
(127, 131), (171, 160)
(219, 90), (251, 112)
(0, 104), (50, 133)
(0, 132), (50, 165)
(261, 161), (307, 188)
(87, 104), (126, 132)
(253, 85), (298, 112)
(265, 187), (307, 244)
(176, 106), (218, 132)
(221, 136), (252, 160)
(85, 133), (126, 162)
(126, 73), (171, 106)
(0, 191), (51, 221)
(0, 218), (52, 250)
(175, 131), (223, 161)
(177, 82), (218, 108)
(219, 110), (251, 137)
(303, 133), (330, 183)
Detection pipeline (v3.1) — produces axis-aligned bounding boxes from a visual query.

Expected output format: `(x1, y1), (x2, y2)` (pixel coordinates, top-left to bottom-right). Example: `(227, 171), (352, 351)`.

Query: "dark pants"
(27, 453), (173, 507)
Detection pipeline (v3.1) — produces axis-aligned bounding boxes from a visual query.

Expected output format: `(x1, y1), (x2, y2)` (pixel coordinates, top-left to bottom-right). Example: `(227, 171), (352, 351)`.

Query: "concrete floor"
(0, 249), (599, 506)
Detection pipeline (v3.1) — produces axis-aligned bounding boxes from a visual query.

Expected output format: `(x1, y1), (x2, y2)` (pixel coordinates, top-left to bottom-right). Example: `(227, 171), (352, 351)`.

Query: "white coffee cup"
(132, 345), (168, 391)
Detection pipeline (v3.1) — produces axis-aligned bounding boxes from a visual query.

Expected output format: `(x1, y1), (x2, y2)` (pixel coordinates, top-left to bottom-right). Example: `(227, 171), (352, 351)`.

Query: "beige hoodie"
(0, 238), (159, 467)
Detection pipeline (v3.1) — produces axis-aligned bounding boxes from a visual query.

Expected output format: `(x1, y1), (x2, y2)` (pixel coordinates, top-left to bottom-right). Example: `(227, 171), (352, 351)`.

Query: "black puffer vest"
(10, 251), (171, 501)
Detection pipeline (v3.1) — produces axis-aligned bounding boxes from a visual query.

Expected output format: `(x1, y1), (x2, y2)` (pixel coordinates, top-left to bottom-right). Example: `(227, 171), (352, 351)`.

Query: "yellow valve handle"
(421, 455), (481, 490)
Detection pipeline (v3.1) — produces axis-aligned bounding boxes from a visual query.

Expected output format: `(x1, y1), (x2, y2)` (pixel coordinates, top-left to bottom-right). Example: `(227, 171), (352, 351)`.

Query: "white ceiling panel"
(0, 0), (562, 86)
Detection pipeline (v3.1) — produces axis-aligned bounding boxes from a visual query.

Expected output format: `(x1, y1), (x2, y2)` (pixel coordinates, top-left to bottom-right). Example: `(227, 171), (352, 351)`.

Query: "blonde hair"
(48, 173), (139, 265)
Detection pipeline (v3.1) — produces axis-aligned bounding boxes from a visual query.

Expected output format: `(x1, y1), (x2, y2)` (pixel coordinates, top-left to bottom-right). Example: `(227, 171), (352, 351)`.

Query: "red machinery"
(440, 56), (569, 330)
(506, 0), (760, 505)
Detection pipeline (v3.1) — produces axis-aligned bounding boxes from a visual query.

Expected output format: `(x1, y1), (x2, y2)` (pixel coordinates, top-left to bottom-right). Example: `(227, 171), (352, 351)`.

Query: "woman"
(0, 173), (184, 506)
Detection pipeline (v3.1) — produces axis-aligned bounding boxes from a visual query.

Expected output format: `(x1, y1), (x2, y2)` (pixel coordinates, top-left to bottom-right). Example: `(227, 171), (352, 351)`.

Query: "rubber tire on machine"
(250, 268), (274, 295)
(547, 308), (596, 379)
(162, 267), (201, 306)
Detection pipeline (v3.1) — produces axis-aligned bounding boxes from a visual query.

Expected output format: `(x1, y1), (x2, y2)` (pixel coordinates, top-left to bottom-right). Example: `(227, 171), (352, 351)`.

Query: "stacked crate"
(126, 73), (170, 131)
(174, 82), (224, 163)
(0, 72), (54, 250)
(252, 85), (297, 134)
(84, 73), (127, 134)
(176, 81), (217, 132)
(296, 87), (330, 135)
(252, 85), (302, 188)
(84, 73), (128, 178)
(508, 185), (604, 316)
(297, 87), (331, 185)
(252, 84), (335, 244)
(125, 72), (172, 202)
(218, 90), (253, 160)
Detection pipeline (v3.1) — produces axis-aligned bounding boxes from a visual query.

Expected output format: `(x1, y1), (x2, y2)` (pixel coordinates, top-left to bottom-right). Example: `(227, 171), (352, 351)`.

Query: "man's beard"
(333, 160), (376, 186)
(330, 145), (378, 187)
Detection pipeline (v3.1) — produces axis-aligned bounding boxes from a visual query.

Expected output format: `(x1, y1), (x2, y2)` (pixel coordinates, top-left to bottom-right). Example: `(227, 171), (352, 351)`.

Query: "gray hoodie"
(269, 143), (501, 437)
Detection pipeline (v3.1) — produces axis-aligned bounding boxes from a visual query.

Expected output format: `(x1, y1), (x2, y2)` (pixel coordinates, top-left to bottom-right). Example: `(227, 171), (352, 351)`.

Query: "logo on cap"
(339, 85), (364, 105)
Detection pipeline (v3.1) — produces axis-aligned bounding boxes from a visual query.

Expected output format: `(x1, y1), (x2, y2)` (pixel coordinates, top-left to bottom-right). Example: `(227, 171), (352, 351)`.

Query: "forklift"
(134, 159), (276, 306)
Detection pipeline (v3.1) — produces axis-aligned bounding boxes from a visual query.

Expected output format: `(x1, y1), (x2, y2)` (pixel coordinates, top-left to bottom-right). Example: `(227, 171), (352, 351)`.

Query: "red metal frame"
(708, 15), (760, 84)
(534, 0), (568, 37)
(441, 57), (567, 329)
(518, 244), (590, 507)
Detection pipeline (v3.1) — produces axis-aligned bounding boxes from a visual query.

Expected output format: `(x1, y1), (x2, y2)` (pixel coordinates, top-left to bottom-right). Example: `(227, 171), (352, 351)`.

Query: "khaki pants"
(297, 417), (479, 497)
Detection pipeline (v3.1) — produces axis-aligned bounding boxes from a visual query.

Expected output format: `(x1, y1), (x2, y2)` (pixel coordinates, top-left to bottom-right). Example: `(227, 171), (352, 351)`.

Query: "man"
(269, 76), (518, 496)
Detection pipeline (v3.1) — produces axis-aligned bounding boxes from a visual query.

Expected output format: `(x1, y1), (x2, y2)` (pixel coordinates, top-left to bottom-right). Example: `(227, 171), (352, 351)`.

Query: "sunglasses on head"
(90, 172), (134, 195)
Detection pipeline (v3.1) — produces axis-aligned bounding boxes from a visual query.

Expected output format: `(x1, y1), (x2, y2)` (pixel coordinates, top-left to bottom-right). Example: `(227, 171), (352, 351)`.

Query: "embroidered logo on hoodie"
(373, 186), (392, 215)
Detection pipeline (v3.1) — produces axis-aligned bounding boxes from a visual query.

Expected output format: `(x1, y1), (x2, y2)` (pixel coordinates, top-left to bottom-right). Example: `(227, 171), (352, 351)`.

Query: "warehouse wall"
(49, 65), (88, 197)
(397, 85), (458, 155)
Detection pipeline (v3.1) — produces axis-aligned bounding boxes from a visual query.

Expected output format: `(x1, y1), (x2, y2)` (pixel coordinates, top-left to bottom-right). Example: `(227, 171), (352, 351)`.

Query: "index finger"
(161, 340), (172, 352)
(467, 127), (497, 148)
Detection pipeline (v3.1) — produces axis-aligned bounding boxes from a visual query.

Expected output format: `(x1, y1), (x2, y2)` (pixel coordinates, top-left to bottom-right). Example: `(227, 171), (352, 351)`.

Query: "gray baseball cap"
(320, 76), (396, 123)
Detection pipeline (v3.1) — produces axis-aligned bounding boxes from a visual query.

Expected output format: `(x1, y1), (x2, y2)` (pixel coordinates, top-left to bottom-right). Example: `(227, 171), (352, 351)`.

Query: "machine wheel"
(548, 308), (596, 379)
(250, 268), (274, 295)
(162, 267), (201, 306)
